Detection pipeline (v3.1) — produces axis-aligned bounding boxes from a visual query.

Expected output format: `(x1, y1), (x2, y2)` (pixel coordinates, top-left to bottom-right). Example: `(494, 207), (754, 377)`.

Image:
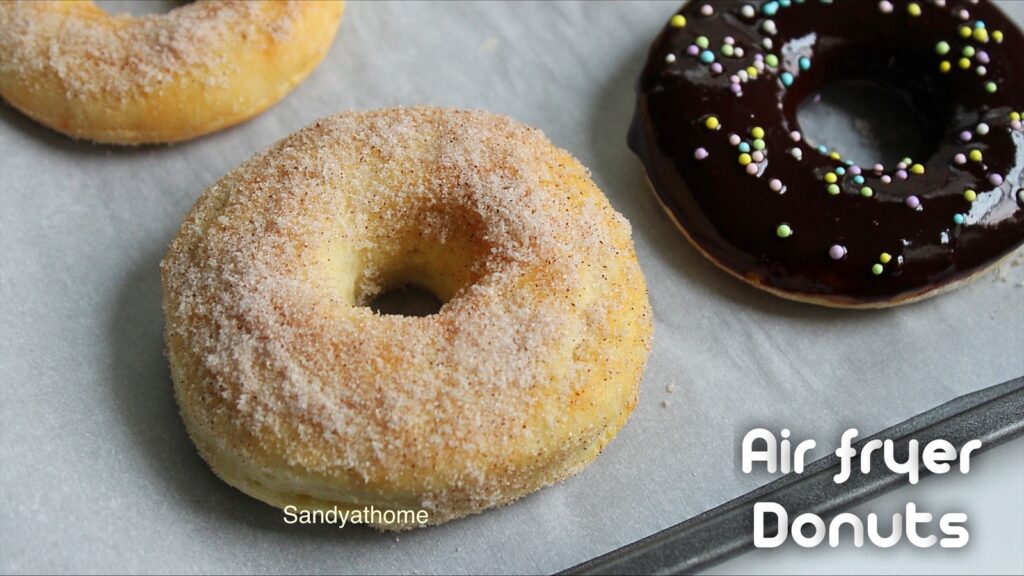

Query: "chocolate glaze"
(629, 0), (1024, 304)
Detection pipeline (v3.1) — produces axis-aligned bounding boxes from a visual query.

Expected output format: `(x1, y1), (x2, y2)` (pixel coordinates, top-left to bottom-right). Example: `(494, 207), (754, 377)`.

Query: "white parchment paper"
(2, 2), (1022, 574)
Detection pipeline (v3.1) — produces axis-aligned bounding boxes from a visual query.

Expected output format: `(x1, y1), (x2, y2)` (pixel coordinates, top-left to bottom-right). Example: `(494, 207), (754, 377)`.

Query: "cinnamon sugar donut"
(0, 1), (343, 144)
(160, 107), (653, 529)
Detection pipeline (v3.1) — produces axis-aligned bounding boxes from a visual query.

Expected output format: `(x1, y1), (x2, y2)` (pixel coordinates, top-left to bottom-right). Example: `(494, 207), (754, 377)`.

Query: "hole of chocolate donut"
(795, 79), (931, 168)
(94, 1), (184, 16)
(367, 285), (444, 317)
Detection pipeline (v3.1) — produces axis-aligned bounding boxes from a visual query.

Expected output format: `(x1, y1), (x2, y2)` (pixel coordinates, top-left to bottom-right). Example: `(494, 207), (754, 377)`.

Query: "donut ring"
(630, 0), (1024, 307)
(161, 107), (653, 528)
(0, 1), (344, 144)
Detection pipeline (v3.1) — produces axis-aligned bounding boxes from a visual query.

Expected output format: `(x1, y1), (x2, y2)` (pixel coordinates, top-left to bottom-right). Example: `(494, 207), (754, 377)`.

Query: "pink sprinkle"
(906, 195), (921, 209)
(769, 178), (783, 192)
(959, 8), (969, 20)
(694, 147), (709, 160)
(754, 53), (764, 62)
(873, 163), (884, 173)
(896, 169), (909, 180)
(745, 163), (759, 175)
(1012, 120), (1023, 130)
(730, 83), (742, 94)
(881, 175), (893, 184)
(849, 165), (862, 176)
(752, 151), (765, 162)
(954, 153), (967, 165)
(897, 161), (908, 170)
(725, 36), (736, 45)
(790, 131), (801, 142)
(711, 62), (724, 75)
(728, 133), (741, 146)
(989, 174), (1004, 186)
(701, 4), (714, 16)
(829, 244), (847, 260)
(687, 45), (700, 56)
(754, 60), (765, 72)
(878, 1), (894, 13)
(960, 130), (972, 142)
(976, 51), (990, 64)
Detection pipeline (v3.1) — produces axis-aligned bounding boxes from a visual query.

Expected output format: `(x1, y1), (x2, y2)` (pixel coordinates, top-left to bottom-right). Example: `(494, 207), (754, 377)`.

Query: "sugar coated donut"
(0, 1), (344, 144)
(630, 0), (1024, 307)
(161, 107), (653, 528)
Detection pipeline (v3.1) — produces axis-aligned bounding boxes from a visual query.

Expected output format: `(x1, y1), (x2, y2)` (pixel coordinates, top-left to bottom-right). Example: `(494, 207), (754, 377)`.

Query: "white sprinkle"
(762, 38), (773, 49)
(700, 4), (714, 16)
(665, 53), (677, 63)
(741, 4), (756, 18)
(878, 1), (894, 13)
(977, 122), (990, 135)
(734, 47), (745, 58)
(790, 147), (803, 160)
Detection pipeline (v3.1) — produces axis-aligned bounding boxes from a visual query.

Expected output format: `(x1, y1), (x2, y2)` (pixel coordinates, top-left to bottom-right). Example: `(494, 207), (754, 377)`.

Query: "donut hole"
(795, 79), (932, 168)
(94, 1), (185, 16)
(367, 285), (444, 317)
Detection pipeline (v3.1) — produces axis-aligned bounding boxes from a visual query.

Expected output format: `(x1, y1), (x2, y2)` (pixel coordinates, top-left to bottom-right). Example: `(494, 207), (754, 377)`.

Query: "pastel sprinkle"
(976, 122), (990, 136)
(741, 4), (756, 19)
(705, 116), (720, 130)
(906, 195), (921, 209)
(881, 175), (893, 184)
(974, 27), (989, 42)
(687, 45), (700, 56)
(694, 147), (709, 160)
(976, 66), (987, 76)
(989, 173), (1004, 186)
(939, 61), (951, 73)
(829, 244), (847, 260)
(751, 126), (765, 139)
(910, 163), (925, 175)
(798, 56), (811, 71)
(827, 184), (840, 195)
(960, 130), (972, 142)
(953, 213), (966, 225)
(700, 4), (714, 16)
(738, 142), (751, 153)
(963, 188), (977, 202)
(853, 175), (865, 185)
(763, 1), (780, 16)
(993, 30), (1003, 43)
(824, 172), (838, 184)
(849, 165), (862, 176)
(878, 1), (893, 13)
(960, 25), (972, 38)
(700, 50), (715, 63)
(776, 223), (793, 238)
(1011, 112), (1021, 121)
(721, 44), (735, 57)
(780, 71), (794, 86)
(670, 14), (686, 27)
(977, 50), (990, 64)
(752, 139), (766, 150)
(746, 163), (759, 175)
(985, 82), (997, 93)
(953, 153), (967, 165)
(790, 131), (801, 142)
(665, 53), (677, 63)
(935, 41), (950, 55)
(962, 45), (976, 57)
(896, 169), (908, 180)
(907, 2), (921, 17)
(879, 252), (892, 264)
(696, 36), (709, 49)
(739, 153), (753, 165)
(751, 151), (765, 162)
(765, 54), (779, 68)
(729, 133), (741, 146)
(871, 263), (884, 275)
(968, 149), (982, 162)
(860, 186), (874, 198)
(769, 178), (783, 192)
(835, 166), (846, 176)
(958, 58), (970, 70)
(711, 62), (724, 75)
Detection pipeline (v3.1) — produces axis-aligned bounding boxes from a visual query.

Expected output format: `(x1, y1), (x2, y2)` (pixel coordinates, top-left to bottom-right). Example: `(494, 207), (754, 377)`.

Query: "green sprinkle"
(860, 186), (874, 198)
(765, 54), (779, 67)
(696, 36), (709, 49)
(872, 263), (884, 275)
(962, 45), (976, 57)
(721, 44), (735, 57)
(752, 139), (766, 150)
(936, 41), (950, 55)
(985, 81), (997, 93)
(827, 184), (840, 195)
(776, 224), (793, 238)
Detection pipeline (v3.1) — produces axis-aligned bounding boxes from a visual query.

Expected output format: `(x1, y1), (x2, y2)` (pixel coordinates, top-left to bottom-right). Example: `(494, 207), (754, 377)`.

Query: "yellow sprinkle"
(739, 153), (752, 165)
(879, 252), (892, 264)
(907, 3), (921, 17)
(670, 14), (686, 28)
(1011, 112), (1021, 121)
(705, 116), (720, 130)
(964, 189), (977, 202)
(939, 60), (951, 73)
(974, 28), (989, 43)
(958, 58), (971, 69)
(993, 30), (1004, 43)
(747, 66), (758, 79)
(910, 163), (925, 175)
(829, 151), (841, 160)
(824, 172), (837, 184)
(751, 127), (765, 139)
(960, 25), (972, 38)
(969, 149), (983, 162)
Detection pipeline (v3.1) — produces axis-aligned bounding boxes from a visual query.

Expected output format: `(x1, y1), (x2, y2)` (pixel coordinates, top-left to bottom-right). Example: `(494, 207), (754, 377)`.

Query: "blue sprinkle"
(738, 142), (751, 153)
(700, 50), (715, 64)
(780, 0), (791, 6)
(798, 56), (811, 71)
(953, 213), (966, 225)
(974, 20), (986, 28)
(763, 1), (780, 16)
(853, 175), (865, 185)
(817, 144), (828, 154)
(835, 167), (846, 175)
(780, 71), (794, 86)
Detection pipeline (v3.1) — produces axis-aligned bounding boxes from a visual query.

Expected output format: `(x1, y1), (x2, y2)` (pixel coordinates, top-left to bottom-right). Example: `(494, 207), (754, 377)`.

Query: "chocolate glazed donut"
(629, 0), (1024, 307)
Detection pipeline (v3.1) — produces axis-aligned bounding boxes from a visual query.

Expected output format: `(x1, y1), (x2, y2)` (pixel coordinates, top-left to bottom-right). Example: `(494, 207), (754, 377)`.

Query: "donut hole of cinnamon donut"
(367, 285), (444, 317)
(94, 0), (184, 17)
